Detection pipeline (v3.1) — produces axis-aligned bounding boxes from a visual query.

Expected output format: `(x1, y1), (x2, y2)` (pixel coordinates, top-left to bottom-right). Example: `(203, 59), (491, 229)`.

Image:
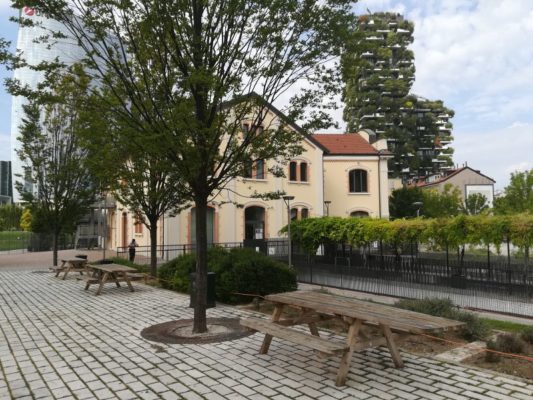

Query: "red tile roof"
(312, 133), (378, 155)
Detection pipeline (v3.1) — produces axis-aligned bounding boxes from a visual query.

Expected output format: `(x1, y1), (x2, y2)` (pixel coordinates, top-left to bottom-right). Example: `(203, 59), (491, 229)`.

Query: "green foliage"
(494, 169), (533, 215)
(421, 184), (462, 218)
(0, 231), (31, 251)
(463, 193), (489, 215)
(0, 205), (23, 231)
(395, 297), (489, 341)
(289, 213), (533, 257)
(158, 247), (297, 304)
(395, 298), (455, 316)
(158, 253), (196, 293)
(479, 319), (530, 334)
(342, 11), (454, 178)
(520, 326), (533, 344)
(15, 69), (97, 265)
(389, 187), (424, 219)
(486, 334), (526, 362)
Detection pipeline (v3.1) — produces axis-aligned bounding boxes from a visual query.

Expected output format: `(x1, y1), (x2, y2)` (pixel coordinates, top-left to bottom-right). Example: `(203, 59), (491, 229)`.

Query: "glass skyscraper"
(10, 6), (86, 202)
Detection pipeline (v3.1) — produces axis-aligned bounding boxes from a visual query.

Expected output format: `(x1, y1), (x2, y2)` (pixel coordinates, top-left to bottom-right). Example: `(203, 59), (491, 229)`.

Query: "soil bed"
(463, 342), (533, 381)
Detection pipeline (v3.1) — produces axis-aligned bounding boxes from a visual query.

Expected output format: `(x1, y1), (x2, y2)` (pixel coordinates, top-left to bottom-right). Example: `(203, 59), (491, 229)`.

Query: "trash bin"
(189, 272), (216, 309)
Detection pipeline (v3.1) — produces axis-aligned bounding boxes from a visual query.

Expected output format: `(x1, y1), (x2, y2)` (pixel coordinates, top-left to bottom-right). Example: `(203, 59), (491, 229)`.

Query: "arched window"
(300, 162), (308, 182)
(301, 208), (309, 219)
(350, 211), (369, 218)
(255, 159), (265, 179)
(245, 206), (265, 239)
(289, 161), (297, 181)
(349, 169), (368, 193)
(134, 216), (143, 234)
(290, 208), (298, 221)
(243, 159), (253, 178)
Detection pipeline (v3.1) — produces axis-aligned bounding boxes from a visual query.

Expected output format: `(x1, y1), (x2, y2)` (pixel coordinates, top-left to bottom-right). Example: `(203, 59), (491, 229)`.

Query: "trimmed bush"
(521, 326), (533, 344)
(395, 297), (490, 341)
(486, 333), (526, 362)
(395, 298), (455, 317)
(157, 247), (297, 304)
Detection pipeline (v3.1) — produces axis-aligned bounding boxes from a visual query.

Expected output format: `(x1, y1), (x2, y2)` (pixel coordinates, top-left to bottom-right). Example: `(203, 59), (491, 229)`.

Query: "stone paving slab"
(0, 270), (531, 399)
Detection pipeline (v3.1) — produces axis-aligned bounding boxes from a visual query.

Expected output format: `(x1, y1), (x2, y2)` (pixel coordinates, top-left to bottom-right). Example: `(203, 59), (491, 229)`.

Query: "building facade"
(10, 7), (86, 202)
(416, 166), (495, 206)
(342, 12), (455, 180)
(0, 161), (12, 204)
(106, 103), (391, 250)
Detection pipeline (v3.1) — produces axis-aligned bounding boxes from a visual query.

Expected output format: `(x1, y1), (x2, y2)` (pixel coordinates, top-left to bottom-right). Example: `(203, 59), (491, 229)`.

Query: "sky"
(1, 0), (532, 190)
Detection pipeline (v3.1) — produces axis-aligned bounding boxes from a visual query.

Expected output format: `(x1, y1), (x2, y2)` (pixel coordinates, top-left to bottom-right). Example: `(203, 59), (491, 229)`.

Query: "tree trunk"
(193, 193), (208, 333)
(53, 231), (59, 266)
(148, 217), (158, 278)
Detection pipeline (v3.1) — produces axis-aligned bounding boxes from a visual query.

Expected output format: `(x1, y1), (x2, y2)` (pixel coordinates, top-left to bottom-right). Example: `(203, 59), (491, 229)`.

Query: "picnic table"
(84, 264), (140, 296)
(52, 257), (88, 280)
(240, 290), (464, 386)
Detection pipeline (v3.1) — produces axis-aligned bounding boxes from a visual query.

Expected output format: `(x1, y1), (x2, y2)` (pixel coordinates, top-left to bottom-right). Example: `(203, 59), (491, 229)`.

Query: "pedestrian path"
(0, 270), (531, 399)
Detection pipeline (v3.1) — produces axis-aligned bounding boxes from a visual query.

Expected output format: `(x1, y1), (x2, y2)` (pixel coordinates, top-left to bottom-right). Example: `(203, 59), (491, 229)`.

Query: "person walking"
(128, 239), (138, 262)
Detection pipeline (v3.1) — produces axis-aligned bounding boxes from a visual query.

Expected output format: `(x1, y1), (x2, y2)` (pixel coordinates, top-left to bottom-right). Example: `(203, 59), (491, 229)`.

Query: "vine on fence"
(285, 214), (533, 267)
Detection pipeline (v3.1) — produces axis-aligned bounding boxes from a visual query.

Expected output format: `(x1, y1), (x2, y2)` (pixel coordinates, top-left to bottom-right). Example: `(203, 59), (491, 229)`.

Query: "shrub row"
(158, 247), (297, 304)
(395, 298), (490, 341)
(287, 214), (533, 256)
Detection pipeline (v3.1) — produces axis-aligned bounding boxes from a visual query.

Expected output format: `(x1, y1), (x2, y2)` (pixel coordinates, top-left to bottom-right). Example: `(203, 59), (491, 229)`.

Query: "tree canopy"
(2, 0), (357, 332)
(494, 169), (533, 215)
(16, 70), (97, 265)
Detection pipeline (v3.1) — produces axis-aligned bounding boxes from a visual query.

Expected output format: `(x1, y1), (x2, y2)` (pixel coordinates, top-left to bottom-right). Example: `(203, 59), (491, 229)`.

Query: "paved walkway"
(0, 269), (531, 399)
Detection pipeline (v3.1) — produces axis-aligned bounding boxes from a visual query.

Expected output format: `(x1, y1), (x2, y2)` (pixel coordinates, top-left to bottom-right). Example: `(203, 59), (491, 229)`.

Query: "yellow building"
(107, 101), (391, 250)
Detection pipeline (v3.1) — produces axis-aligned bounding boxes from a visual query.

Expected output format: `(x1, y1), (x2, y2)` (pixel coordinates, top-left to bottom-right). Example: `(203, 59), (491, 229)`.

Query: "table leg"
(62, 264), (72, 280)
(260, 304), (284, 354)
(56, 260), (66, 277)
(96, 272), (109, 296)
(380, 323), (404, 368)
(336, 319), (362, 387)
(111, 273), (121, 288)
(124, 274), (134, 292)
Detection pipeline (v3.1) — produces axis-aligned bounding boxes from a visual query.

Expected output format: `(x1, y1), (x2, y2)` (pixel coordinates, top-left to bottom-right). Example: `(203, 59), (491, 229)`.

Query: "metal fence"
(0, 232), (74, 254)
(115, 242), (243, 265)
(289, 252), (533, 316)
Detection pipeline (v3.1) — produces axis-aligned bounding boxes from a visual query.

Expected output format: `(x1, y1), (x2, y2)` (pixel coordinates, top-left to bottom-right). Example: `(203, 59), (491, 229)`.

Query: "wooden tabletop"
(265, 291), (464, 334)
(88, 264), (137, 273)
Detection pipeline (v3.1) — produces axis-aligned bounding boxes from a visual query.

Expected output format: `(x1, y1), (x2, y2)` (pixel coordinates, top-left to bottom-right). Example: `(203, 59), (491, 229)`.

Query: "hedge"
(158, 247), (297, 304)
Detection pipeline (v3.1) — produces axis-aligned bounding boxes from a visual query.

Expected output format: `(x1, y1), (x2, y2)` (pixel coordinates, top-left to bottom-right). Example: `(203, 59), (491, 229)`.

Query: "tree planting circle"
(141, 318), (253, 344)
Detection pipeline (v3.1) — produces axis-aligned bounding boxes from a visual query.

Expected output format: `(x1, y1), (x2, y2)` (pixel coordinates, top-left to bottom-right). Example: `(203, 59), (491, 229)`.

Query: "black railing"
(116, 242), (243, 264)
(290, 251), (533, 316)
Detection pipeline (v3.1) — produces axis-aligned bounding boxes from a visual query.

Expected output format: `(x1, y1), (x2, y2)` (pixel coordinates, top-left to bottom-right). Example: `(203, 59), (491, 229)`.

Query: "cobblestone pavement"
(0, 270), (531, 400)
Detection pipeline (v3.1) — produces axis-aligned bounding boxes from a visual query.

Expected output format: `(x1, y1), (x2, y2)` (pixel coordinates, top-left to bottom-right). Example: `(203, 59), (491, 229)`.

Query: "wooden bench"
(241, 317), (348, 357)
(248, 290), (465, 386)
(126, 272), (147, 282)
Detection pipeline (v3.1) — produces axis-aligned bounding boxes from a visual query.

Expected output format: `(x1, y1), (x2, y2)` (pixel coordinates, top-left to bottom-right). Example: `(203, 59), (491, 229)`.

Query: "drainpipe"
(377, 151), (382, 218)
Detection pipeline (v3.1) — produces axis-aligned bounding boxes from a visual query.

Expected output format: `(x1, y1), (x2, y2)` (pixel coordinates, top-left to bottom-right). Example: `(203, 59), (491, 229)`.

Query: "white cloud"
(453, 122), (533, 190)
(407, 0), (533, 127)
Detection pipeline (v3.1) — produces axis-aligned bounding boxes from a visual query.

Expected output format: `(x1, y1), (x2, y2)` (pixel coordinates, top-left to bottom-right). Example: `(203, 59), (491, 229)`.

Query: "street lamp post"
(324, 200), (331, 216)
(282, 195), (295, 267)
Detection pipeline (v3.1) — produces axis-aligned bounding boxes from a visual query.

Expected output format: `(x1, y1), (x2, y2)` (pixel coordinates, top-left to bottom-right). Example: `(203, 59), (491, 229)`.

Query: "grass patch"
(481, 318), (532, 334)
(0, 231), (31, 251)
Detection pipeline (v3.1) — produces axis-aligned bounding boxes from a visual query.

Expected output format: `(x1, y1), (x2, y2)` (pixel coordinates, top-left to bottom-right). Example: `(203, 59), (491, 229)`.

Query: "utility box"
(189, 272), (216, 308)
